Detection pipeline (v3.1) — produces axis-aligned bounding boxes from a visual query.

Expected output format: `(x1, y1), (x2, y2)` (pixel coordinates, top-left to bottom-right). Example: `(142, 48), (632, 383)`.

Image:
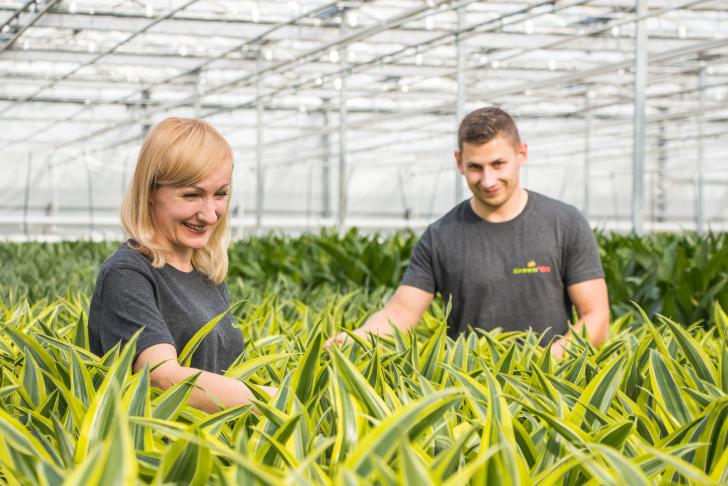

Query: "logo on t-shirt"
(512, 260), (552, 275)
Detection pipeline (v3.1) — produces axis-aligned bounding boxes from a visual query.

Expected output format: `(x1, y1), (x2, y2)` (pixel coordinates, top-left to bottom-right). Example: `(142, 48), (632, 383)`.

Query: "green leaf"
(568, 355), (624, 428)
(63, 381), (137, 486)
(72, 311), (88, 349)
(344, 389), (461, 477)
(398, 439), (435, 485)
(290, 331), (323, 403)
(74, 331), (140, 463)
(156, 426), (211, 486)
(224, 353), (290, 381)
(178, 303), (242, 367)
(123, 364), (152, 451)
(70, 348), (95, 409)
(648, 350), (692, 426)
(660, 315), (717, 385)
(21, 350), (45, 408)
(329, 346), (390, 420)
(151, 371), (201, 421)
(0, 407), (55, 464)
(591, 444), (650, 485)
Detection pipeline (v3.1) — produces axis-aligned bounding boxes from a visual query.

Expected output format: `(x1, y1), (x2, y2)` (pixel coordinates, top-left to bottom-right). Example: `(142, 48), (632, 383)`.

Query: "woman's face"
(150, 160), (232, 269)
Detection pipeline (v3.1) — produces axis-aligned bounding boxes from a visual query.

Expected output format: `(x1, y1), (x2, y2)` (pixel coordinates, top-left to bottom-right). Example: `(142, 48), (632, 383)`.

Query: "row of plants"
(0, 291), (727, 484)
(2, 230), (727, 326)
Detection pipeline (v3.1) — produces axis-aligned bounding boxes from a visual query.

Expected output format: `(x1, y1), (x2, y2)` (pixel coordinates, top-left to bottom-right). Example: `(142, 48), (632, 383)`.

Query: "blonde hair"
(121, 117), (233, 284)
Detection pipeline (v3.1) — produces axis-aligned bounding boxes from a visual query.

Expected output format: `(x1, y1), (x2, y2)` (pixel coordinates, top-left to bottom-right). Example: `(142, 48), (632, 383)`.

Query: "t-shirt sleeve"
(96, 266), (177, 359)
(400, 227), (437, 293)
(563, 212), (605, 286)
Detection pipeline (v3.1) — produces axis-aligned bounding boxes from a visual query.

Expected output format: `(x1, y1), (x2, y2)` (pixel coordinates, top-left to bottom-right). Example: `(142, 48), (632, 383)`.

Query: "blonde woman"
(88, 117), (275, 412)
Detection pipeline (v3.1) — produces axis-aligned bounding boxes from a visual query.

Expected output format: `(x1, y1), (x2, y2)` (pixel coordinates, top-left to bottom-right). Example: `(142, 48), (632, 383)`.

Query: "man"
(328, 107), (609, 356)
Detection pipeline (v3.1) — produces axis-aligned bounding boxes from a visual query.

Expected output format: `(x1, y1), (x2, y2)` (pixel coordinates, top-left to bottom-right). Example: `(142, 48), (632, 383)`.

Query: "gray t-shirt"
(88, 241), (244, 374)
(401, 191), (604, 343)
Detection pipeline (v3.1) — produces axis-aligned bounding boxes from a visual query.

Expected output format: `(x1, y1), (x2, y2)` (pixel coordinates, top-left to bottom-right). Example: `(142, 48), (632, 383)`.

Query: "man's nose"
(480, 168), (497, 188)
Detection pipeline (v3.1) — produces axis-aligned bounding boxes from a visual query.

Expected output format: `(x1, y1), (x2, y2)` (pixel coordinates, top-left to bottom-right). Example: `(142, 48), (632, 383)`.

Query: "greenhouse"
(1, 0), (727, 484)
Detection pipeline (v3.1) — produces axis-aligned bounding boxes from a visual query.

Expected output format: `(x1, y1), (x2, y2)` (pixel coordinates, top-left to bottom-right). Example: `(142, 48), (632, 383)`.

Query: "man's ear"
(518, 143), (528, 166)
(454, 150), (464, 174)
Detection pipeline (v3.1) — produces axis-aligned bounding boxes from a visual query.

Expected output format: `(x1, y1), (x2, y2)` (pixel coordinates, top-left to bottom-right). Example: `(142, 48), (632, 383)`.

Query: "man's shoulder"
(428, 199), (472, 233)
(527, 191), (584, 224)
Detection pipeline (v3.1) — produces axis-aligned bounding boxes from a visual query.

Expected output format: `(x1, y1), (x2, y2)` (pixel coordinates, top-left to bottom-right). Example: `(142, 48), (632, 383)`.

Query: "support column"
(141, 89), (151, 137)
(631, 0), (648, 234)
(255, 55), (264, 234)
(696, 66), (706, 233)
(23, 152), (32, 238)
(583, 95), (592, 218)
(49, 157), (58, 235)
(656, 108), (667, 222)
(321, 102), (331, 218)
(455, 6), (466, 204)
(194, 69), (203, 117)
(337, 35), (348, 231)
(86, 156), (94, 234)
(234, 155), (246, 240)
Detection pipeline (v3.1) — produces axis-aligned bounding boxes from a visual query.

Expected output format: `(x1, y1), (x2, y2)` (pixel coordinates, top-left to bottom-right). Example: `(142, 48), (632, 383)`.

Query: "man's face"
(455, 135), (527, 211)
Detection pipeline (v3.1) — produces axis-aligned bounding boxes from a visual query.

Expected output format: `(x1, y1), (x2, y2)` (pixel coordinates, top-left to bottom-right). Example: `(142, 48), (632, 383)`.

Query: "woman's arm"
(134, 343), (276, 413)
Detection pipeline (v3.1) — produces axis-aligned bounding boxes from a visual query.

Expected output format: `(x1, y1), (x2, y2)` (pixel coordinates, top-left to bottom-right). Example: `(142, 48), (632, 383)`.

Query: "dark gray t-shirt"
(88, 241), (244, 374)
(401, 191), (604, 343)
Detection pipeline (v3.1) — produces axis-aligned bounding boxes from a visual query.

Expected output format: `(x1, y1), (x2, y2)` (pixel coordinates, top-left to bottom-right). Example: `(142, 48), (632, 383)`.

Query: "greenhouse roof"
(1, 0), (727, 237)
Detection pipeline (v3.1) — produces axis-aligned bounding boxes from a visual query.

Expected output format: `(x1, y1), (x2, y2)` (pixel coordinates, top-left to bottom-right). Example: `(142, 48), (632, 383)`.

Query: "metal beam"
(0, 0), (63, 55)
(38, 0), (458, 151)
(0, 0), (200, 117)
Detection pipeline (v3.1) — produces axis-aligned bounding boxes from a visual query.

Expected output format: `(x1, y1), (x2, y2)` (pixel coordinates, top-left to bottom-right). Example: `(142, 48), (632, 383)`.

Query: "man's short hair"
(457, 107), (521, 151)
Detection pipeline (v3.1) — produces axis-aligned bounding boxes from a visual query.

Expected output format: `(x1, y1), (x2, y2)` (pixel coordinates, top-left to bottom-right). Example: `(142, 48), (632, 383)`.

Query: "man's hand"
(550, 334), (569, 358)
(324, 328), (369, 348)
(566, 278), (610, 348)
(549, 278), (609, 359)
(324, 285), (434, 349)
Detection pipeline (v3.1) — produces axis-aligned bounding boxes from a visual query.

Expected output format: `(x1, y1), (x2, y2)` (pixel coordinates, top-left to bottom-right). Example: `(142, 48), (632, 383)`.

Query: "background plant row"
(2, 230), (727, 327)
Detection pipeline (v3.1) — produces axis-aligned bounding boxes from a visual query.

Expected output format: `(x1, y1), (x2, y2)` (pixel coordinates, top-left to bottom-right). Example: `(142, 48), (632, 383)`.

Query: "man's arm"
(552, 277), (610, 357)
(325, 285), (434, 347)
(134, 344), (277, 413)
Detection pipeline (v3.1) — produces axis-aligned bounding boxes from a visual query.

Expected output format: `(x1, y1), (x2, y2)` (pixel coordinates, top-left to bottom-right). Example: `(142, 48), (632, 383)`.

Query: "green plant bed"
(1, 293), (727, 484)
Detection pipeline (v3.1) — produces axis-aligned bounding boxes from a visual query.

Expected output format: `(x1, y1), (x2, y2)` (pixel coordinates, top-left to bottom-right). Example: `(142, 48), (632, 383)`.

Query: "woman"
(88, 117), (274, 412)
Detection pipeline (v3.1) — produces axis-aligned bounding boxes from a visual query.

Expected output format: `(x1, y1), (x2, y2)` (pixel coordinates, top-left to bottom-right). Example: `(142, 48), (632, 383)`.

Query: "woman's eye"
(183, 193), (199, 198)
(215, 192), (229, 197)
